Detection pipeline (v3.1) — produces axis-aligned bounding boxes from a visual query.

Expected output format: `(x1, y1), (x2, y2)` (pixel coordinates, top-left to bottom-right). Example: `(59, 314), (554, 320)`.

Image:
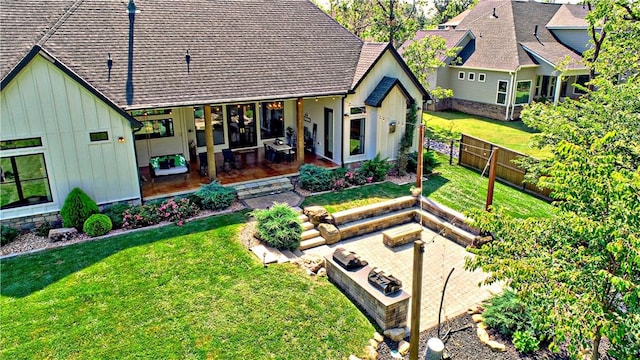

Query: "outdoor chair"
(222, 148), (237, 172)
(198, 152), (208, 176)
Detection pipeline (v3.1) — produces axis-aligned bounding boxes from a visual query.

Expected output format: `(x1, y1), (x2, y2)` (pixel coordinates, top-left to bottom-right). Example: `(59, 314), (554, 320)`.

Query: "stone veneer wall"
(443, 99), (524, 121)
(325, 255), (410, 330)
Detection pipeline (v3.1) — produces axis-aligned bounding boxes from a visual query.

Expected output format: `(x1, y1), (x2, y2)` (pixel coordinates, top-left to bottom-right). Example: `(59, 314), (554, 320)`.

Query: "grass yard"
(423, 111), (551, 159)
(0, 211), (375, 359)
(303, 153), (552, 219)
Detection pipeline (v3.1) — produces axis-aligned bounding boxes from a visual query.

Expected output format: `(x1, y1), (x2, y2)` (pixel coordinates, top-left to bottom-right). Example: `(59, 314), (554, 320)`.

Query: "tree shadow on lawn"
(426, 110), (540, 134)
(421, 173), (450, 197)
(0, 211), (249, 298)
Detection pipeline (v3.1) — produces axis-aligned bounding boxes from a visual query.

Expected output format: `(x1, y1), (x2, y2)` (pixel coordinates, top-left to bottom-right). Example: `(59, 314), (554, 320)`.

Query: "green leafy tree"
(432, 0), (476, 24)
(465, 1), (640, 359)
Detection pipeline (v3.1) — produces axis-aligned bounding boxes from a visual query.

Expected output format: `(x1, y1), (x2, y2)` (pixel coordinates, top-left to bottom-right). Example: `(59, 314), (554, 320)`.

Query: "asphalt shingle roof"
(352, 42), (388, 88)
(1, 0), (367, 109)
(547, 4), (589, 29)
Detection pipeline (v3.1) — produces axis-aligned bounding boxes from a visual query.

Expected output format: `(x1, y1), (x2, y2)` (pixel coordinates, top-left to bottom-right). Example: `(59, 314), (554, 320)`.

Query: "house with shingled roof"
(401, 0), (591, 120)
(0, 0), (427, 229)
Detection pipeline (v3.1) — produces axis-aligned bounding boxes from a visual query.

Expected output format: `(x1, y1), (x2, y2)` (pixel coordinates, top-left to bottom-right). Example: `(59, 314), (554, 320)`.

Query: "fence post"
(458, 134), (464, 165)
(449, 139), (454, 165)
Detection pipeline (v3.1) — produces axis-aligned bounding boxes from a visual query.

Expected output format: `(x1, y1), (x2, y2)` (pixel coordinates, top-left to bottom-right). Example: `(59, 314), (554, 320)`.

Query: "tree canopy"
(402, 34), (459, 99)
(464, 1), (640, 359)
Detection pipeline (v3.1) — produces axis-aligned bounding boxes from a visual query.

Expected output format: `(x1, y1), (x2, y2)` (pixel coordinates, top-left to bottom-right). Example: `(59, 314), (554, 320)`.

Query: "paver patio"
(304, 225), (503, 332)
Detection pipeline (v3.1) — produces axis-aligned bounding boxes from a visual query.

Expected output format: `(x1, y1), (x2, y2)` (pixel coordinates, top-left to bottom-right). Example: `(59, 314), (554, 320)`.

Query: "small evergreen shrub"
(482, 289), (533, 336)
(1, 225), (19, 245)
(157, 198), (199, 225)
(195, 181), (236, 211)
(360, 153), (392, 182)
(251, 203), (302, 250)
(512, 330), (540, 353)
(60, 188), (99, 231)
(122, 203), (162, 229)
(407, 150), (440, 174)
(83, 214), (113, 237)
(299, 164), (335, 192)
(36, 222), (53, 237)
(102, 203), (131, 229)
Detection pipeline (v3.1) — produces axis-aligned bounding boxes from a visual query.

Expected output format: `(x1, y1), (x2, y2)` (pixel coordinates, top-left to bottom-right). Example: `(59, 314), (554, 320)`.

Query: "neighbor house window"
(478, 73), (486, 82)
(497, 80), (509, 104)
(573, 75), (589, 94)
(515, 80), (532, 104)
(89, 131), (109, 142)
(134, 119), (174, 140)
(260, 102), (284, 139)
(194, 106), (224, 146)
(1, 153), (53, 209)
(458, 71), (465, 80)
(468, 72), (475, 81)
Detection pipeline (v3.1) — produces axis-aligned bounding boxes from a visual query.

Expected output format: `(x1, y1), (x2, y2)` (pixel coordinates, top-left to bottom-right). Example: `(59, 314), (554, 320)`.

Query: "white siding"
(299, 97), (342, 162)
(376, 87), (406, 160)
(0, 55), (140, 220)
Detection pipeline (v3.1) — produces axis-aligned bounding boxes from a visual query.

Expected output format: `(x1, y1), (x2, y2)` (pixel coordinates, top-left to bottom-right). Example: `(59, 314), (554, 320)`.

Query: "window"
(194, 106), (224, 146)
(458, 71), (465, 80)
(468, 72), (475, 81)
(515, 80), (532, 104)
(130, 109), (172, 116)
(497, 80), (509, 104)
(573, 75), (589, 94)
(89, 131), (109, 142)
(350, 106), (366, 115)
(0, 138), (42, 150)
(260, 102), (284, 139)
(534, 76), (542, 96)
(1, 154), (53, 209)
(478, 73), (486, 82)
(349, 118), (365, 155)
(134, 118), (174, 140)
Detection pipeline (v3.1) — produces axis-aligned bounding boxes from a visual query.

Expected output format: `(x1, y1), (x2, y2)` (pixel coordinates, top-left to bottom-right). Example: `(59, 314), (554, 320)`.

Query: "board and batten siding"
(345, 50), (424, 164)
(0, 55), (140, 220)
(376, 86), (406, 161)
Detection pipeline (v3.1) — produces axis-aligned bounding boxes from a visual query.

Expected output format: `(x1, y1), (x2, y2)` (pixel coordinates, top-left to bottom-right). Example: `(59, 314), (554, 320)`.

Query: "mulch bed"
(377, 312), (614, 360)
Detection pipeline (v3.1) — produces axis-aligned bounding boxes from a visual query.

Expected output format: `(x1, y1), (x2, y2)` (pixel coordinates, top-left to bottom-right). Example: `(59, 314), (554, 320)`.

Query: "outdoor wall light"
(118, 136), (126, 143)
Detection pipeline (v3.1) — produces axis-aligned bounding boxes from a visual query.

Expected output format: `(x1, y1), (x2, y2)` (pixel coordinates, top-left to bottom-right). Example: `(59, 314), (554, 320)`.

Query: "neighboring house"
(0, 0), (427, 228)
(401, 0), (591, 120)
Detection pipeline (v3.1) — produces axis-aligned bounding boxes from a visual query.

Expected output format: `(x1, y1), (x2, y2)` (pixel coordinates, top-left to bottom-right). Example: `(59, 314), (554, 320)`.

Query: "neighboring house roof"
(1, 0), (373, 110)
(450, 0), (586, 71)
(440, 8), (472, 29)
(547, 4), (589, 29)
(397, 29), (471, 56)
(364, 76), (412, 107)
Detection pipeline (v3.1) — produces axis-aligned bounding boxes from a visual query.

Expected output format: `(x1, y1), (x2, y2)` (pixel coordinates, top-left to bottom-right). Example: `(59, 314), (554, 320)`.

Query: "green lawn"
(1, 212), (374, 359)
(423, 111), (551, 159)
(303, 153), (553, 219)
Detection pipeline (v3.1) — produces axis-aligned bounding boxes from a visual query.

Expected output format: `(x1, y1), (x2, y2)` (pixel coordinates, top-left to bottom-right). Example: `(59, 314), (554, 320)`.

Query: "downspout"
(509, 67), (520, 120)
(504, 71), (514, 120)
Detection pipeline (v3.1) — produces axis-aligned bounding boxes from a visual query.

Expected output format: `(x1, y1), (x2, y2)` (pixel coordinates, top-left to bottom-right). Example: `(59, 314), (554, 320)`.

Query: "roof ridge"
(37, 0), (85, 45)
(459, 0), (510, 29)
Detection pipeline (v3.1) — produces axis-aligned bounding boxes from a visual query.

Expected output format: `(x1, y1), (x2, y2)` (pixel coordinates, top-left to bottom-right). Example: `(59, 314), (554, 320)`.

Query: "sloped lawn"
(1, 211), (374, 359)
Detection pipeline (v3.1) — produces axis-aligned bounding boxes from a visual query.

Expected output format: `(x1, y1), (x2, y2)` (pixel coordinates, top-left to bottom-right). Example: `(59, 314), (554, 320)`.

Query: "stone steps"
(233, 177), (293, 200)
(337, 209), (417, 241)
(301, 228), (320, 240)
(299, 236), (326, 250)
(301, 221), (314, 231)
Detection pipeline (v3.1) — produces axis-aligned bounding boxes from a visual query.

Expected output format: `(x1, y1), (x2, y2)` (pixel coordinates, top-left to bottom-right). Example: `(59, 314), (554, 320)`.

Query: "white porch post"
(553, 75), (562, 105)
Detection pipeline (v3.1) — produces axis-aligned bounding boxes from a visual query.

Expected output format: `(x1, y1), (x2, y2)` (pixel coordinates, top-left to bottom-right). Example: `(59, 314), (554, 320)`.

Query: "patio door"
(227, 104), (257, 149)
(324, 108), (333, 159)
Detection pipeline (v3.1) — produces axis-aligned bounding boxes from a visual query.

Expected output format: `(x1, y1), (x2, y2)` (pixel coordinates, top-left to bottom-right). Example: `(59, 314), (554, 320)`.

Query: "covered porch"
(140, 151), (337, 200)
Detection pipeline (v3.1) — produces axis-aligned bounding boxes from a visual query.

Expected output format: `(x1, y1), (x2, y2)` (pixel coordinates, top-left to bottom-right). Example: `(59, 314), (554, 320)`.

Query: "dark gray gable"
(365, 77), (412, 107)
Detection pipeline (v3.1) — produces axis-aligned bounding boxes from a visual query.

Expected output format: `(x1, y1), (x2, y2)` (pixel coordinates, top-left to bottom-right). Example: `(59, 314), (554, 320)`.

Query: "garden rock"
(364, 345), (378, 360)
(486, 340), (506, 352)
(384, 328), (406, 341)
(369, 338), (379, 348)
(398, 340), (410, 355)
(303, 206), (331, 225)
(48, 227), (78, 243)
(348, 355), (362, 360)
(293, 253), (325, 275)
(471, 314), (484, 323)
(373, 332), (384, 343)
(316, 268), (327, 277)
(318, 223), (340, 244)
(476, 326), (490, 344)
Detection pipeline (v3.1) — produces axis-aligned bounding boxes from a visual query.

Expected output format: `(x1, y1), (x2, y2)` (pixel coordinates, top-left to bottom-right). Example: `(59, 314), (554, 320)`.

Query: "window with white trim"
(478, 73), (486, 82)
(468, 72), (475, 81)
(0, 138), (53, 209)
(349, 107), (366, 156)
(515, 80), (532, 104)
(458, 71), (465, 80)
(497, 80), (509, 104)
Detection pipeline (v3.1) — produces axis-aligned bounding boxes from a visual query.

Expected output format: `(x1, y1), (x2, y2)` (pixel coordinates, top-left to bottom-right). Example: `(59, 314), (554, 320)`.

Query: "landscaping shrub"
(122, 203), (162, 229)
(83, 214), (113, 237)
(194, 181), (236, 211)
(482, 289), (533, 336)
(102, 203), (131, 229)
(251, 203), (302, 250)
(512, 330), (540, 353)
(299, 164), (335, 192)
(360, 153), (392, 182)
(407, 149), (440, 174)
(60, 188), (100, 231)
(344, 169), (369, 186)
(1, 225), (19, 245)
(157, 198), (199, 225)
(36, 222), (53, 237)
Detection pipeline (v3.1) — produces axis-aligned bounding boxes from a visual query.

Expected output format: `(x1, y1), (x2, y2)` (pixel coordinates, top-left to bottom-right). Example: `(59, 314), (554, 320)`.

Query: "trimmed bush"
(83, 214), (113, 237)
(102, 203), (131, 229)
(60, 188), (99, 231)
(407, 149), (440, 174)
(1, 225), (19, 246)
(194, 181), (236, 211)
(122, 203), (162, 229)
(299, 164), (335, 192)
(345, 169), (369, 186)
(157, 198), (199, 225)
(512, 330), (540, 353)
(251, 203), (302, 251)
(360, 153), (392, 182)
(482, 289), (533, 336)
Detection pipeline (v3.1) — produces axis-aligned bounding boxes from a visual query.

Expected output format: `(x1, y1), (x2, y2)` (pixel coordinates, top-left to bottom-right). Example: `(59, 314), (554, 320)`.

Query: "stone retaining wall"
(325, 255), (410, 330)
(449, 99), (524, 121)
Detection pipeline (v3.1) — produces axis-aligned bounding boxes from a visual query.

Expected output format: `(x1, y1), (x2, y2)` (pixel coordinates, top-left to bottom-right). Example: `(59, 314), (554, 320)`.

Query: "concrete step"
(298, 214), (309, 222)
(279, 249), (299, 263)
(337, 209), (417, 241)
(234, 177), (294, 199)
(301, 221), (314, 231)
(301, 228), (320, 241)
(299, 236), (326, 250)
(415, 209), (477, 247)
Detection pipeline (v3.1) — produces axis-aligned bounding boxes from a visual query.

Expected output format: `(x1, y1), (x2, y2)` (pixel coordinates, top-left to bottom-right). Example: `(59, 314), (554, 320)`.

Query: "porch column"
(553, 76), (562, 105)
(296, 98), (304, 164)
(204, 105), (216, 178)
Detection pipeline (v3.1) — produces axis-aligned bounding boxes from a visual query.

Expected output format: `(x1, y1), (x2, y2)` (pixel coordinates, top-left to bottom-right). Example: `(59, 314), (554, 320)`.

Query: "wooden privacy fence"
(458, 134), (552, 199)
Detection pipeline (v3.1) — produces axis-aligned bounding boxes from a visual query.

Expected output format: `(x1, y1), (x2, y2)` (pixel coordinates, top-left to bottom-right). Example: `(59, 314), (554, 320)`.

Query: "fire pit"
(332, 247), (368, 270)
(367, 267), (402, 295)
